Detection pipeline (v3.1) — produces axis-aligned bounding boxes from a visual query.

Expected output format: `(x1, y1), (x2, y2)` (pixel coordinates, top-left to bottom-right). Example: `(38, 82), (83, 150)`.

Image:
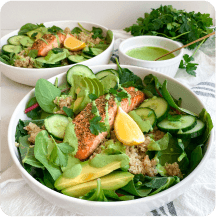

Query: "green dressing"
(104, 94), (111, 136)
(89, 153), (129, 170)
(63, 163), (82, 178)
(126, 46), (175, 61)
(92, 101), (100, 116)
(54, 34), (60, 47)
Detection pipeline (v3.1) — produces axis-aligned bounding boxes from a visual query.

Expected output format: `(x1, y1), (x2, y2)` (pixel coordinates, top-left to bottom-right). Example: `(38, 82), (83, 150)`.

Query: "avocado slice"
(94, 79), (104, 96)
(128, 110), (152, 132)
(54, 161), (122, 190)
(83, 77), (95, 95)
(62, 171), (134, 197)
(73, 96), (84, 113)
(90, 78), (100, 97)
(27, 27), (48, 39)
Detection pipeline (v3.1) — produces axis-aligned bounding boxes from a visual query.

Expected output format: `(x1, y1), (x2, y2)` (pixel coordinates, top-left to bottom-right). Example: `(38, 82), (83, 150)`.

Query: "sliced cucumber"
(66, 64), (95, 86)
(36, 57), (61, 68)
(44, 114), (70, 140)
(109, 69), (119, 77)
(2, 45), (22, 54)
(139, 97), (169, 122)
(7, 35), (26, 45)
(20, 36), (34, 47)
(100, 74), (119, 93)
(95, 69), (115, 80)
(157, 115), (197, 134)
(177, 119), (205, 139)
(134, 107), (157, 128)
(68, 55), (86, 64)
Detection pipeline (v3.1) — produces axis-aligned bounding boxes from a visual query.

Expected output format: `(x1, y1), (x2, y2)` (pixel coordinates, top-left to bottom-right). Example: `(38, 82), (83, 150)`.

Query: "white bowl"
(119, 36), (184, 78)
(0, 21), (114, 86)
(8, 65), (213, 215)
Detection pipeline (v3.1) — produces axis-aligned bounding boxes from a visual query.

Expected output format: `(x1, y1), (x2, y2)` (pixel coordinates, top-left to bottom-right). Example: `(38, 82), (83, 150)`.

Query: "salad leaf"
(18, 135), (44, 168)
(71, 27), (82, 34)
(15, 119), (28, 142)
(35, 78), (61, 113)
(62, 107), (74, 118)
(143, 74), (162, 96)
(161, 80), (198, 116)
(25, 97), (42, 120)
(34, 130), (62, 180)
(89, 116), (107, 135)
(116, 59), (144, 90)
(49, 138), (74, 167)
(18, 23), (45, 35)
(28, 50), (38, 58)
(88, 93), (98, 101)
(147, 133), (170, 151)
(47, 25), (63, 34)
(52, 48), (64, 54)
(91, 27), (104, 39)
(101, 140), (126, 154)
(105, 30), (113, 44)
(44, 49), (70, 62)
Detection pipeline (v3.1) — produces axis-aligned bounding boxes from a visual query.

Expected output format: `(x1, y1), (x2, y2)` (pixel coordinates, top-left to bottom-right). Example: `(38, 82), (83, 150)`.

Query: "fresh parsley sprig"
(89, 116), (107, 136)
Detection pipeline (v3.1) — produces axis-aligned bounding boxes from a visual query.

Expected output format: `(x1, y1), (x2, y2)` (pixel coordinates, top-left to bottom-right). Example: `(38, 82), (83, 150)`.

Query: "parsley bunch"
(124, 5), (213, 76)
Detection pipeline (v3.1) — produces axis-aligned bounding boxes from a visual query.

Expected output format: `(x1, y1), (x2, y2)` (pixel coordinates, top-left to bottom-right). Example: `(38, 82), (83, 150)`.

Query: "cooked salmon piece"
(31, 33), (71, 56)
(73, 87), (145, 160)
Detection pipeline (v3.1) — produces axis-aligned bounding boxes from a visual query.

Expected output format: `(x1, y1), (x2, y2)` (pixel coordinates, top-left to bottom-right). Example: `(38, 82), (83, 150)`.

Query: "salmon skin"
(31, 33), (71, 56)
(73, 87), (145, 160)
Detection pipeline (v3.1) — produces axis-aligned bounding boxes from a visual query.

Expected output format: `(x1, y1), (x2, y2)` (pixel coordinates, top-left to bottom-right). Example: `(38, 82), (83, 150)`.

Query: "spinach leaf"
(116, 59), (144, 90)
(47, 25), (63, 34)
(15, 119), (28, 142)
(18, 135), (44, 168)
(147, 133), (169, 151)
(71, 27), (82, 34)
(161, 80), (198, 116)
(23, 119), (45, 128)
(28, 50), (38, 58)
(35, 78), (61, 113)
(143, 74), (162, 96)
(92, 27), (104, 39)
(34, 130), (62, 180)
(25, 97), (42, 120)
(42, 169), (55, 189)
(44, 49), (70, 62)
(18, 23), (45, 35)
(105, 30), (113, 44)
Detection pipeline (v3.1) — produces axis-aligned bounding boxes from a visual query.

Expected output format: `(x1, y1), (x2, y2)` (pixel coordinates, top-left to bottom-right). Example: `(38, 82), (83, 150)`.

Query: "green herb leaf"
(48, 25), (63, 34)
(63, 106), (74, 118)
(88, 93), (98, 101)
(52, 48), (64, 54)
(116, 91), (128, 102)
(92, 27), (103, 39)
(28, 49), (38, 58)
(89, 116), (107, 135)
(71, 27), (82, 34)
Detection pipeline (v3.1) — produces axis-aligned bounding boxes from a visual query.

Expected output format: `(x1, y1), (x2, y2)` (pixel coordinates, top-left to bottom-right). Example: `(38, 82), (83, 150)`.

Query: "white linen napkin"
(1, 30), (215, 216)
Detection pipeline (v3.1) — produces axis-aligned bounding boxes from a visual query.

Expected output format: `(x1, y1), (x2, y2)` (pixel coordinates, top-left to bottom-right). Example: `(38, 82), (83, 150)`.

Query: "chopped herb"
(88, 93), (98, 101)
(89, 116), (107, 135)
(52, 48), (64, 54)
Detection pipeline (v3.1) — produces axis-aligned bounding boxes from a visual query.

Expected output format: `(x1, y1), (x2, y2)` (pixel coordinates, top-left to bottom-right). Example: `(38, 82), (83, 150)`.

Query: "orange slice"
(114, 107), (145, 146)
(64, 36), (86, 51)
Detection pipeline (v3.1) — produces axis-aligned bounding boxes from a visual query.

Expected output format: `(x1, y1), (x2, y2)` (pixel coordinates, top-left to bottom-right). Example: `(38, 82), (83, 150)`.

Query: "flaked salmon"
(31, 33), (71, 56)
(73, 87), (145, 160)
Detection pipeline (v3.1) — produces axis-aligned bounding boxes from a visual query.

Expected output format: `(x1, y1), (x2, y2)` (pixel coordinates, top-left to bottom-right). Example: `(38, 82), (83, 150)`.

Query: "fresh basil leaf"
(35, 78), (61, 113)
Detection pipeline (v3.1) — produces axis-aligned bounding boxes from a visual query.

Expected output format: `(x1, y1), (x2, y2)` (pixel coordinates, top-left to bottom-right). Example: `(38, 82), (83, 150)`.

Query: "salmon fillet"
(73, 87), (145, 160)
(31, 33), (72, 56)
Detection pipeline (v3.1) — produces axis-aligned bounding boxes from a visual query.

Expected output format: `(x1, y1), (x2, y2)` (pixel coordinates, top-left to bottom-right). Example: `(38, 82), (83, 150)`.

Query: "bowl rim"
(0, 20), (114, 71)
(119, 35), (184, 65)
(7, 64), (214, 207)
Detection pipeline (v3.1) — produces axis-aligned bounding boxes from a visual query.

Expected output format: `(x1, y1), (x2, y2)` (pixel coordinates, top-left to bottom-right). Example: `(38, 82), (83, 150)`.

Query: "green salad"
(15, 61), (213, 201)
(0, 23), (113, 68)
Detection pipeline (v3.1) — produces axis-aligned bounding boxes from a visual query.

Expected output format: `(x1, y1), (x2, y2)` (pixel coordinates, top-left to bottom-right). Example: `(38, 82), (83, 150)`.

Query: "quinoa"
(76, 32), (102, 47)
(23, 122), (43, 144)
(14, 48), (35, 68)
(53, 95), (73, 115)
(165, 162), (183, 178)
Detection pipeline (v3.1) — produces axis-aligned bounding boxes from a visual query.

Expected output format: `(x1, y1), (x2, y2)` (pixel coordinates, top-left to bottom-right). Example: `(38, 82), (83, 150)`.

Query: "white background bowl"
(0, 20), (114, 86)
(8, 65), (213, 215)
(119, 36), (184, 78)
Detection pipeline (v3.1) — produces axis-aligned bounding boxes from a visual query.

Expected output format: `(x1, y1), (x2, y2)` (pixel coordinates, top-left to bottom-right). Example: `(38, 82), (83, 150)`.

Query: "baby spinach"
(15, 119), (28, 142)
(147, 133), (170, 151)
(71, 27), (82, 34)
(143, 74), (162, 96)
(28, 50), (38, 58)
(25, 97), (42, 120)
(47, 25), (63, 34)
(35, 78), (61, 113)
(19, 135), (44, 169)
(34, 130), (62, 180)
(18, 23), (45, 35)
(62, 107), (74, 118)
(91, 27), (104, 39)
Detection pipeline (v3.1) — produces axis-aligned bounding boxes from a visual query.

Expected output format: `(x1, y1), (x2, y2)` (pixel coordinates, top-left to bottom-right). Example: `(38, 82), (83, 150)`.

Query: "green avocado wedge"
(62, 171), (134, 197)
(54, 161), (122, 190)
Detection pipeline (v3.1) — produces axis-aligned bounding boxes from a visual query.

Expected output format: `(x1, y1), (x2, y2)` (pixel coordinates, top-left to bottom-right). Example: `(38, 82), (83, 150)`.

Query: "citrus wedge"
(64, 36), (86, 51)
(114, 107), (145, 146)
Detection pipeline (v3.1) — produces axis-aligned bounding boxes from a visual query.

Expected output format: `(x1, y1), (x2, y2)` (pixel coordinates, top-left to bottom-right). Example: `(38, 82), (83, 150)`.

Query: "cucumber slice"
(157, 115), (197, 134)
(139, 97), (169, 122)
(66, 64), (95, 86)
(7, 35), (26, 45)
(2, 45), (22, 54)
(95, 69), (115, 80)
(68, 55), (86, 64)
(44, 114), (70, 140)
(177, 119), (205, 138)
(109, 69), (119, 77)
(134, 107), (157, 128)
(100, 74), (119, 93)
(20, 36), (34, 47)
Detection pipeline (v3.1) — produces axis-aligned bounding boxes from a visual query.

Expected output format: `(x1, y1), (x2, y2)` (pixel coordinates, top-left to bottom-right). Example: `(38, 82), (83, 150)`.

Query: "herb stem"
(78, 23), (91, 34)
(170, 31), (190, 40)
(191, 38), (206, 57)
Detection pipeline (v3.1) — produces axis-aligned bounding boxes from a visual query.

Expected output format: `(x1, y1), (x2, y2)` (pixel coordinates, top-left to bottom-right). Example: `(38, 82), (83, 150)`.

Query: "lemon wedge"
(64, 36), (86, 51)
(114, 107), (145, 146)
